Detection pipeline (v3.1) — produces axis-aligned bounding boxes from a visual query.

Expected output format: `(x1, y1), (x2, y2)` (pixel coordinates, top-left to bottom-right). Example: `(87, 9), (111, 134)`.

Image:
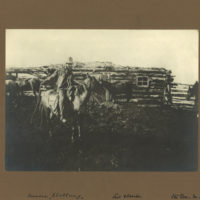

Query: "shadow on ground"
(5, 96), (198, 171)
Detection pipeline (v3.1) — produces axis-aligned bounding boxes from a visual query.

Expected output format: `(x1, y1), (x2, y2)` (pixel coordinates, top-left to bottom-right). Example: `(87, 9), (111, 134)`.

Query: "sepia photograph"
(5, 29), (198, 171)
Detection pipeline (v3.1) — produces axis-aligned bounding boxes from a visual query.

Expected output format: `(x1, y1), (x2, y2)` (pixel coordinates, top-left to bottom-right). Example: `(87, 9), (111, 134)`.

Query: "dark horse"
(187, 81), (199, 112)
(16, 77), (41, 101)
(6, 80), (21, 108)
(31, 74), (101, 142)
(99, 79), (132, 103)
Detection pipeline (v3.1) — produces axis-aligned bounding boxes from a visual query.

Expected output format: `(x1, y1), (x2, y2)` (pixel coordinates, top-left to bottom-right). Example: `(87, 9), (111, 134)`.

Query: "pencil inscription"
(112, 193), (142, 199)
(27, 193), (84, 199)
(171, 193), (200, 199)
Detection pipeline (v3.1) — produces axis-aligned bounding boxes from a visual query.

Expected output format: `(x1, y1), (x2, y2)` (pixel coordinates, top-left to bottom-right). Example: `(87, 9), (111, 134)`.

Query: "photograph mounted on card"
(5, 29), (198, 171)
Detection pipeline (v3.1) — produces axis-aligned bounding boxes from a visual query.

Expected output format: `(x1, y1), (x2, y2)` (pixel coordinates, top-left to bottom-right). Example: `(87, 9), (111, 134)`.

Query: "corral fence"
(171, 83), (195, 110)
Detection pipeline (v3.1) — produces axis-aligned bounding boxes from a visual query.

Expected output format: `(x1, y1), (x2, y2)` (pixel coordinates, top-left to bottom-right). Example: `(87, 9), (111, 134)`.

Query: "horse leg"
(71, 126), (75, 143)
(69, 112), (75, 143)
(33, 90), (37, 103)
(71, 117), (78, 143)
(48, 123), (53, 138)
(105, 89), (110, 102)
(113, 93), (116, 103)
(39, 107), (52, 138)
(71, 112), (81, 143)
(195, 98), (198, 118)
(77, 112), (82, 139)
(75, 118), (81, 141)
(77, 122), (81, 139)
(40, 106), (45, 129)
(30, 93), (41, 125)
(20, 87), (25, 97)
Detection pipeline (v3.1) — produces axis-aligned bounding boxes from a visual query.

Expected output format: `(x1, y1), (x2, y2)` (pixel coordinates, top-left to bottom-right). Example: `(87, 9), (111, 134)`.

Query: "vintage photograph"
(5, 29), (198, 171)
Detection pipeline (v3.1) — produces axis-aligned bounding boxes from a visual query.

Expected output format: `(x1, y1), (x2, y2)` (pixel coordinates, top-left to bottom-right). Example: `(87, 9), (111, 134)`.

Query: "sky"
(6, 29), (198, 84)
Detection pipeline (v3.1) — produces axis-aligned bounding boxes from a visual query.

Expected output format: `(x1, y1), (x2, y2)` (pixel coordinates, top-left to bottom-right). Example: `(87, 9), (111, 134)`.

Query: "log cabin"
(6, 63), (195, 109)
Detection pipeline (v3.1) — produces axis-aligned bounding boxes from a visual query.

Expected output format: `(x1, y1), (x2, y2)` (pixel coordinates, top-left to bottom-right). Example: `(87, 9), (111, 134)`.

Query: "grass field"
(5, 95), (198, 171)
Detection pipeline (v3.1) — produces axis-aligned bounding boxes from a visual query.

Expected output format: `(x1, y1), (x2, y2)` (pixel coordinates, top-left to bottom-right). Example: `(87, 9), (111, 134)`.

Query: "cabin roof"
(6, 64), (171, 74)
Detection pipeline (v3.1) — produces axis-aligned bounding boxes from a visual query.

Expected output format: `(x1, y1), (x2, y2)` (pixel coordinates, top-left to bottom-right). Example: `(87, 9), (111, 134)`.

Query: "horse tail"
(30, 87), (42, 125)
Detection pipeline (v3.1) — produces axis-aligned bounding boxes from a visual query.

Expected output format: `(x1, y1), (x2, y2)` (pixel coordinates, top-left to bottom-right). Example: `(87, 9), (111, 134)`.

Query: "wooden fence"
(171, 83), (195, 110)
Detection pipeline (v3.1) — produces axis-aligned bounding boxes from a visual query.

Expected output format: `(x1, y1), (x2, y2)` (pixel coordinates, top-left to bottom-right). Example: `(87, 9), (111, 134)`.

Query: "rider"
(41, 57), (74, 123)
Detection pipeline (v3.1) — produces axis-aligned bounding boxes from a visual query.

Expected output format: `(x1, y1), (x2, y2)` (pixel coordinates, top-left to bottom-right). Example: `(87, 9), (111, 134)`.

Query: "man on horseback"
(40, 57), (75, 123)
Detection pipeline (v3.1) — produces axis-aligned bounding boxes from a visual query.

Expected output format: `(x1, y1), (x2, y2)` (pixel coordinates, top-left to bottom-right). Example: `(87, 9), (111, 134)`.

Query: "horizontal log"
(172, 84), (191, 89)
(110, 72), (168, 77)
(150, 77), (166, 81)
(118, 99), (163, 104)
(73, 69), (94, 72)
(109, 77), (132, 81)
(132, 89), (164, 94)
(117, 95), (162, 101)
(107, 93), (164, 99)
(172, 95), (195, 100)
(172, 105), (194, 110)
(172, 93), (187, 97)
(110, 75), (134, 79)
(172, 99), (195, 104)
(171, 86), (189, 90)
(124, 68), (168, 73)
(172, 102), (195, 106)
(173, 104), (194, 107)
(171, 89), (189, 93)
(148, 86), (165, 90)
(109, 73), (130, 77)
(97, 69), (168, 74)
(137, 104), (162, 108)
(172, 96), (189, 100)
(172, 97), (195, 102)
(73, 72), (170, 81)
(172, 100), (195, 105)
(131, 99), (163, 104)
(110, 80), (131, 84)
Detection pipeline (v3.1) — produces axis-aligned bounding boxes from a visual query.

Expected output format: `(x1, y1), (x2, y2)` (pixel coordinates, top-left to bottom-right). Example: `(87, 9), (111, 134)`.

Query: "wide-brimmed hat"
(66, 57), (73, 64)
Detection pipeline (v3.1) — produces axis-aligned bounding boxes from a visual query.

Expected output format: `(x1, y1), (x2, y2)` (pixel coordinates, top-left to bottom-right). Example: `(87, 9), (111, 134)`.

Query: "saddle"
(41, 86), (75, 120)
(41, 90), (59, 118)
(67, 85), (76, 101)
(49, 92), (59, 116)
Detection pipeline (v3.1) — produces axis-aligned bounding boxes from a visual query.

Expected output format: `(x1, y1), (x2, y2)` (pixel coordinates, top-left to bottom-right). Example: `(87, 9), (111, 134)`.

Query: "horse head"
(84, 73), (102, 92)
(16, 78), (29, 87)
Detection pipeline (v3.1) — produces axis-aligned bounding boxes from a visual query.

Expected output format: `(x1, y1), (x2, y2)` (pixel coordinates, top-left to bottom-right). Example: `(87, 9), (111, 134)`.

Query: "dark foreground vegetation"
(6, 95), (198, 171)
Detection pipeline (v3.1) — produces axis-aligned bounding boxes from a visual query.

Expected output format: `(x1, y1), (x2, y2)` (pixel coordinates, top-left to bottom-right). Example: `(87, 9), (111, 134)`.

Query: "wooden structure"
(171, 83), (195, 110)
(72, 65), (174, 105)
(6, 63), (196, 109)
